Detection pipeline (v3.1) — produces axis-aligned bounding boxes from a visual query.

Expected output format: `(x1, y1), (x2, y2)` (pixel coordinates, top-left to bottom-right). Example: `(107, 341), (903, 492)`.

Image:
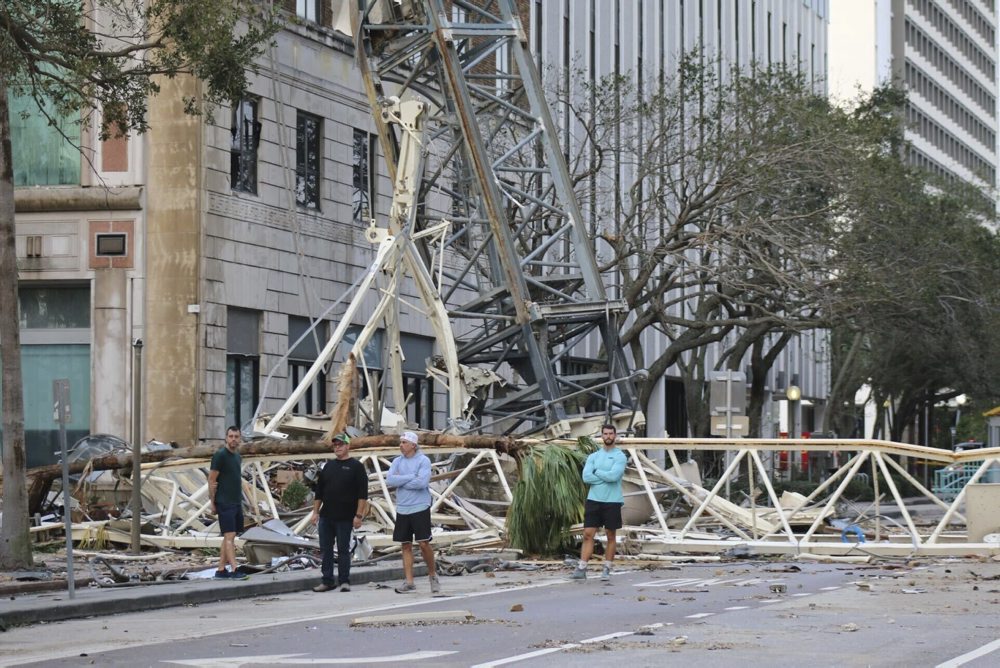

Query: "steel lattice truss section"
(351, 0), (638, 435)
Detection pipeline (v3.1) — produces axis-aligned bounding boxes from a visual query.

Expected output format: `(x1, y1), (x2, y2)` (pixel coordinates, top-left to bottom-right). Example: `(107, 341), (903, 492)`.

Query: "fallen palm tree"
(506, 437), (595, 555)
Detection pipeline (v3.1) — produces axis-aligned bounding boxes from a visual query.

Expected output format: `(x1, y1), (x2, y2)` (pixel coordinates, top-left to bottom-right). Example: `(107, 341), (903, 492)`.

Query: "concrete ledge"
(15, 186), (143, 212)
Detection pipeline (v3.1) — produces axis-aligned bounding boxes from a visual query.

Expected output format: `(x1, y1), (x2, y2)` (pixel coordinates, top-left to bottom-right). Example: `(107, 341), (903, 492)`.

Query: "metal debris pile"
(27, 439), (516, 575)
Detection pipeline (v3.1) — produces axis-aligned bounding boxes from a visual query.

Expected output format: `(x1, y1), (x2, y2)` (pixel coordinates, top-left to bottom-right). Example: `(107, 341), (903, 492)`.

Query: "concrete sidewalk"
(0, 559), (425, 630)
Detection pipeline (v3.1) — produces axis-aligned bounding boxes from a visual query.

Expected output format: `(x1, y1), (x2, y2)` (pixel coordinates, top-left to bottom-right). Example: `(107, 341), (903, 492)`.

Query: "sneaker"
(429, 575), (441, 594)
(601, 566), (611, 581)
(312, 583), (333, 592)
(395, 581), (417, 594)
(214, 569), (230, 580)
(229, 571), (250, 581)
(339, 582), (351, 592)
(570, 567), (587, 580)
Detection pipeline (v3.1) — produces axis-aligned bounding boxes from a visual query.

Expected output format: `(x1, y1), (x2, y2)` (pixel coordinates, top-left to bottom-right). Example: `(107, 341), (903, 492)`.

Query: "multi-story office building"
(530, 1), (832, 438)
(831, 0), (997, 191)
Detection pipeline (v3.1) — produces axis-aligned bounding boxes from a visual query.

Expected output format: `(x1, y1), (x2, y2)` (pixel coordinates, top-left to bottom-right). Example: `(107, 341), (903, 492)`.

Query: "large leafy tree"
(828, 172), (1000, 440)
(0, 0), (275, 569)
(557, 58), (900, 435)
(554, 55), (1000, 441)
(815, 84), (1000, 441)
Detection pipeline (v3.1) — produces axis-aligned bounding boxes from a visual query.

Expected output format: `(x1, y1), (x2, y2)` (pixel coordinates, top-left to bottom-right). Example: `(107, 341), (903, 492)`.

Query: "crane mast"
(261, 0), (641, 439)
(352, 0), (640, 436)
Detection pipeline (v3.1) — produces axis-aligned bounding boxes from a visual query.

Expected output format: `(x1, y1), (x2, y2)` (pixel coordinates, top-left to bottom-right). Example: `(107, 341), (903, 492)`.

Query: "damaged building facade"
(11, 1), (834, 467)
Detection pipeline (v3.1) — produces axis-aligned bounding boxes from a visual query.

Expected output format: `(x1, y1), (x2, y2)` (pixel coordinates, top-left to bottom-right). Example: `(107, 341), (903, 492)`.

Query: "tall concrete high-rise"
(831, 0), (997, 190)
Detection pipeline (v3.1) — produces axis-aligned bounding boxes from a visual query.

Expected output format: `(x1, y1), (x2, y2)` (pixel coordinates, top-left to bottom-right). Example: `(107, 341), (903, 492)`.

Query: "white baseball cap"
(401, 430), (419, 444)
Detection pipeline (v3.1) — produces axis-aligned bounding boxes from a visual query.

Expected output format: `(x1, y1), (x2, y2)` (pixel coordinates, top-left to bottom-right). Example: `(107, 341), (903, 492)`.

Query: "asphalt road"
(2, 560), (998, 667)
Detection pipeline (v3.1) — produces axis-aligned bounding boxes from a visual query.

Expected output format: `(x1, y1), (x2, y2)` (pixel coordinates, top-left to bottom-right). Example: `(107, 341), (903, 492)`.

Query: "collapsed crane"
(259, 0), (642, 439)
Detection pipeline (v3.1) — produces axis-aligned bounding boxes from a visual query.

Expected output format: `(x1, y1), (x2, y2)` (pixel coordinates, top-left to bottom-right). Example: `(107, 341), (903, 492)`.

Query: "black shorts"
(583, 500), (623, 530)
(217, 501), (244, 535)
(393, 508), (433, 543)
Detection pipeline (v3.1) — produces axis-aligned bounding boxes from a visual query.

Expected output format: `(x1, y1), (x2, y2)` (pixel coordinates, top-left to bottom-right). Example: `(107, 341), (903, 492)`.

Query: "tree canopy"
(1, 0), (274, 134)
(553, 54), (1000, 439)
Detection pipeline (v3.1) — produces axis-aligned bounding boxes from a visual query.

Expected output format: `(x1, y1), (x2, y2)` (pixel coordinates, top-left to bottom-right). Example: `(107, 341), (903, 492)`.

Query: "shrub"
(281, 480), (310, 509)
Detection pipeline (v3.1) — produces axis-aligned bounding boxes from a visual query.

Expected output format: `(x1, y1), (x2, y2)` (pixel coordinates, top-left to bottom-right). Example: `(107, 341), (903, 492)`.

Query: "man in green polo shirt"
(209, 425), (246, 579)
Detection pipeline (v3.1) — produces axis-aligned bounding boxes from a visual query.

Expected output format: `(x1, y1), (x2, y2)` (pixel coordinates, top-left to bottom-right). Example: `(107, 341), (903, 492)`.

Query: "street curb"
(0, 561), (429, 630)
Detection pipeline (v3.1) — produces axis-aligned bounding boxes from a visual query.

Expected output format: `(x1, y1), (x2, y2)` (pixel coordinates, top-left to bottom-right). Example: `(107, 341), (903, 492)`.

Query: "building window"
(341, 325), (384, 416)
(295, 111), (322, 210)
(18, 285), (91, 329)
(8, 93), (80, 186)
(288, 316), (327, 415)
(296, 0), (319, 22)
(226, 308), (260, 430)
(231, 98), (260, 194)
(6, 285), (92, 467)
(352, 128), (377, 224)
(401, 334), (435, 429)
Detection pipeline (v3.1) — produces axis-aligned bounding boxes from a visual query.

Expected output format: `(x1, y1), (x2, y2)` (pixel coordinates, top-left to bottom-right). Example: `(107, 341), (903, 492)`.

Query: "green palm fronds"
(506, 437), (597, 555)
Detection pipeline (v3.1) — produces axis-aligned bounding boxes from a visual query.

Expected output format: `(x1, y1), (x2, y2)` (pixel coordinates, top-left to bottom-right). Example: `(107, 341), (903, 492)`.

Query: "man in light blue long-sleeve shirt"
(387, 431), (440, 594)
(571, 424), (626, 581)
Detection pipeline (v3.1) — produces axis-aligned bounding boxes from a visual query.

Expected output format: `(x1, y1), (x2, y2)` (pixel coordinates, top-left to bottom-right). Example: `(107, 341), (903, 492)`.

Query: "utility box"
(965, 483), (1000, 542)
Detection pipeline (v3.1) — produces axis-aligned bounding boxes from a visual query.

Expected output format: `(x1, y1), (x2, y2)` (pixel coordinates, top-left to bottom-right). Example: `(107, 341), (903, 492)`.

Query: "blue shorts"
(217, 502), (244, 535)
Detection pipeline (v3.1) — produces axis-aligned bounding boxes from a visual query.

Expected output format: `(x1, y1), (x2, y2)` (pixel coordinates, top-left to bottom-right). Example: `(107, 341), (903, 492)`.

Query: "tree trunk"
(0, 80), (34, 569)
(19, 431), (521, 512)
(821, 330), (864, 435)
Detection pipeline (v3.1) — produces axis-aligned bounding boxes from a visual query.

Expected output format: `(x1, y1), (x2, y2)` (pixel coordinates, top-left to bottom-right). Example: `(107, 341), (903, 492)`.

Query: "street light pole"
(131, 339), (144, 554)
(952, 394), (967, 450)
(787, 385), (801, 479)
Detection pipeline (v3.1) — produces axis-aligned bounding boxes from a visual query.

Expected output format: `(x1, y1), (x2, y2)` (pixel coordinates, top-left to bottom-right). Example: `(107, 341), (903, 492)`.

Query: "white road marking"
(581, 631), (635, 643)
(758, 599), (783, 604)
(165, 651), (458, 666)
(471, 630), (636, 666)
(725, 606), (750, 611)
(636, 576), (771, 589)
(936, 637), (1000, 668)
(820, 586), (840, 591)
(685, 612), (715, 619)
(633, 577), (704, 588)
(792, 593), (812, 597)
(470, 645), (579, 668)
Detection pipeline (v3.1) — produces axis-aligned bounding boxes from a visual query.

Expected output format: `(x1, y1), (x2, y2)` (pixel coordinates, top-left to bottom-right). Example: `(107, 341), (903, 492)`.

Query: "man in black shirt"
(310, 433), (369, 592)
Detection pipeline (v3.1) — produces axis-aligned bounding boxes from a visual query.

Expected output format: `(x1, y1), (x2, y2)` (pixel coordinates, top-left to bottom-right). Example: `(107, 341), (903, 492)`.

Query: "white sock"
(578, 560), (587, 570)
(604, 560), (613, 569)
